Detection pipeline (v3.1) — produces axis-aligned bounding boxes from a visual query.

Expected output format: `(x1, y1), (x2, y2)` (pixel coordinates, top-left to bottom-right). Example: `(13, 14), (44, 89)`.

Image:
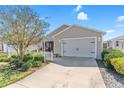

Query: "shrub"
(0, 52), (8, 57)
(0, 52), (9, 62)
(102, 49), (124, 68)
(0, 57), (10, 62)
(32, 61), (42, 67)
(23, 53), (33, 62)
(9, 53), (44, 70)
(101, 48), (119, 61)
(104, 50), (124, 68)
(10, 54), (23, 68)
(11, 54), (19, 59)
(33, 53), (44, 61)
(21, 61), (32, 71)
(111, 57), (124, 75)
(10, 58), (22, 68)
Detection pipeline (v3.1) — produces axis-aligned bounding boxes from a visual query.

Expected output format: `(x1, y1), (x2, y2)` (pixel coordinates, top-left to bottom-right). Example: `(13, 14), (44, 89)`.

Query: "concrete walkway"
(6, 57), (106, 88)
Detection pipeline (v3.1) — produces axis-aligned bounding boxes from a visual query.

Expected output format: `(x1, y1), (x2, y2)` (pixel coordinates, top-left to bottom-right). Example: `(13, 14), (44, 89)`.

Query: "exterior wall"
(109, 40), (124, 51)
(52, 26), (103, 58)
(107, 41), (112, 48)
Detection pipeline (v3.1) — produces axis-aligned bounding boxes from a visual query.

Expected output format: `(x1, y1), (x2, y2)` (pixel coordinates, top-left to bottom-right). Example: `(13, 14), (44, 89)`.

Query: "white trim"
(95, 37), (97, 58)
(59, 37), (97, 41)
(60, 41), (63, 57)
(52, 26), (72, 38)
(59, 37), (97, 58)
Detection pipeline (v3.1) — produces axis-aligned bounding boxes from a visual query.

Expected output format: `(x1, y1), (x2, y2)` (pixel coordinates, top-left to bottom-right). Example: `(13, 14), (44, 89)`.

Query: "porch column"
(43, 39), (46, 62)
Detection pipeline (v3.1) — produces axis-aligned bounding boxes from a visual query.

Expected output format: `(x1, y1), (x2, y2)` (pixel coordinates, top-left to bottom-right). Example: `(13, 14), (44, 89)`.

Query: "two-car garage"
(61, 37), (96, 58)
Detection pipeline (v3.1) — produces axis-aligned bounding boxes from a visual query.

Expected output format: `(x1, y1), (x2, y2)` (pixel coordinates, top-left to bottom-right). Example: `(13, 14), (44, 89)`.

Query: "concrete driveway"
(6, 57), (105, 88)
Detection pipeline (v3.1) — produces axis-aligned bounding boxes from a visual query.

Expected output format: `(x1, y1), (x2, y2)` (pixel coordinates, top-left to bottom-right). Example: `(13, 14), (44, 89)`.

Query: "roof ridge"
(109, 34), (124, 41)
(47, 24), (106, 38)
(72, 24), (106, 34)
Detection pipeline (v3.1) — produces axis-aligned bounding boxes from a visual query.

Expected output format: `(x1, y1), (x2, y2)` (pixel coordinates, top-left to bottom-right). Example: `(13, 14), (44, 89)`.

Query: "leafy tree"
(0, 6), (49, 62)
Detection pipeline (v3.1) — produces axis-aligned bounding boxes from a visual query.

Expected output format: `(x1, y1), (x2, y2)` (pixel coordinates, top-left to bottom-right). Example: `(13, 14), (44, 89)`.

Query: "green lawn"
(0, 52), (47, 87)
(0, 66), (33, 87)
(0, 62), (48, 88)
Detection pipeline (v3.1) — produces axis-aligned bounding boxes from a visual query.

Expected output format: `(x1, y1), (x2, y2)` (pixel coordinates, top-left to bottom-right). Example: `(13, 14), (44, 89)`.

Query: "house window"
(45, 41), (54, 52)
(116, 41), (119, 47)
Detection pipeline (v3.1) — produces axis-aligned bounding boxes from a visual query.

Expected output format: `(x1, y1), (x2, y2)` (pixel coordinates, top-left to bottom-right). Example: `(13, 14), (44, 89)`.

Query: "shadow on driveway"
(52, 57), (98, 67)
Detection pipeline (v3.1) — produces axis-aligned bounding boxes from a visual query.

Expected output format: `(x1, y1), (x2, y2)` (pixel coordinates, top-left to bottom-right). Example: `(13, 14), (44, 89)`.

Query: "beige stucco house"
(45, 24), (105, 59)
(107, 35), (124, 51)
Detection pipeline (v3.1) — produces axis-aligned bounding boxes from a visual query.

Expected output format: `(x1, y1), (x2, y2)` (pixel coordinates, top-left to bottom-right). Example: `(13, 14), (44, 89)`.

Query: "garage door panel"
(62, 38), (95, 58)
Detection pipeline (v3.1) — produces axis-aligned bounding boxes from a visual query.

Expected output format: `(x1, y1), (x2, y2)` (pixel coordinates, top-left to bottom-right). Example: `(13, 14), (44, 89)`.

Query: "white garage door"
(61, 38), (96, 58)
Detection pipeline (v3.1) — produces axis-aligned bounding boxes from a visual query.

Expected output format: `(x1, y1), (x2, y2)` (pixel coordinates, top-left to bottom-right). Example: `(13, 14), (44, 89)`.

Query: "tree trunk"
(19, 43), (25, 62)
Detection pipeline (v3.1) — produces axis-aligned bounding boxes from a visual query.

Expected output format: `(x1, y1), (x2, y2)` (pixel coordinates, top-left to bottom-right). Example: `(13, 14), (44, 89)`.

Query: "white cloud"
(77, 12), (88, 20)
(106, 29), (115, 33)
(75, 5), (82, 12)
(117, 16), (124, 22)
(116, 24), (124, 27)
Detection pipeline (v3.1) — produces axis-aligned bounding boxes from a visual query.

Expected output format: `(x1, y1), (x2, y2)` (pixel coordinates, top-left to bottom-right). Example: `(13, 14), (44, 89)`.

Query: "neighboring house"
(0, 42), (42, 54)
(0, 43), (4, 52)
(0, 44), (19, 54)
(45, 24), (105, 59)
(26, 42), (43, 52)
(107, 35), (124, 51)
(103, 41), (108, 48)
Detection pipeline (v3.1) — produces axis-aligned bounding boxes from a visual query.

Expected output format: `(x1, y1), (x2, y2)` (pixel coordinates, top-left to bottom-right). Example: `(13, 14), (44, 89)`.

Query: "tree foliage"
(0, 6), (49, 61)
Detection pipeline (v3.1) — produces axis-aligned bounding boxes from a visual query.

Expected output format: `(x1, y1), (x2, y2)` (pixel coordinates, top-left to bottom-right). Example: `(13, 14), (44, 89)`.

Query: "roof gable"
(47, 24), (70, 37)
(47, 24), (106, 38)
(109, 35), (124, 41)
(73, 25), (106, 35)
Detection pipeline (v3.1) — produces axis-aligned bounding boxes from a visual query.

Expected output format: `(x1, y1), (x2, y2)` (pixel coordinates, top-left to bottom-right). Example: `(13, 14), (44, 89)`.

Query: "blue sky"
(30, 5), (124, 41)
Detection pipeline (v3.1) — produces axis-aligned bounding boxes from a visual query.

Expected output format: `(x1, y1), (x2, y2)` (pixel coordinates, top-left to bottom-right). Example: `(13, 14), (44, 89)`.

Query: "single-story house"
(45, 24), (105, 59)
(107, 35), (124, 51)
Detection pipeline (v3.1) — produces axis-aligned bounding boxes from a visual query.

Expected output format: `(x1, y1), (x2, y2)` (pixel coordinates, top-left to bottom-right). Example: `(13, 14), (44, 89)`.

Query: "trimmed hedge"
(0, 52), (9, 62)
(23, 53), (33, 62)
(10, 52), (44, 71)
(0, 57), (10, 62)
(11, 54), (19, 59)
(101, 48), (119, 61)
(10, 58), (22, 68)
(32, 61), (42, 67)
(111, 57), (124, 75)
(0, 52), (8, 57)
(33, 53), (44, 61)
(21, 61), (32, 71)
(101, 48), (124, 68)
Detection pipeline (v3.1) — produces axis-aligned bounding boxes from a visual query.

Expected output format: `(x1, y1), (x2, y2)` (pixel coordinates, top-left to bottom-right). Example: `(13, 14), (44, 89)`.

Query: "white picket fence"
(44, 51), (53, 62)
